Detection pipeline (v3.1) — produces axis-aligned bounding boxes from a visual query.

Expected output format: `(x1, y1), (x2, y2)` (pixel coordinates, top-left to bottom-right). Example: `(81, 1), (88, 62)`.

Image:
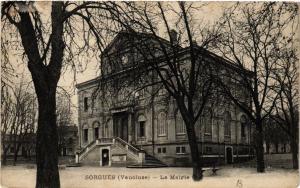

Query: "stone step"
(66, 163), (82, 167)
(127, 163), (168, 168)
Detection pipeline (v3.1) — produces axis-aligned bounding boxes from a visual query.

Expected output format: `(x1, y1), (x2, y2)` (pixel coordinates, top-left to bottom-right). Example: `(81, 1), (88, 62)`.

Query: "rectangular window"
(94, 127), (99, 139)
(162, 147), (166, 153)
(158, 148), (161, 153)
(181, 147), (186, 154)
(139, 121), (145, 137)
(84, 129), (88, 142)
(205, 146), (212, 153)
(176, 146), (186, 154)
(10, 147), (15, 153)
(241, 123), (246, 137)
(84, 97), (88, 112)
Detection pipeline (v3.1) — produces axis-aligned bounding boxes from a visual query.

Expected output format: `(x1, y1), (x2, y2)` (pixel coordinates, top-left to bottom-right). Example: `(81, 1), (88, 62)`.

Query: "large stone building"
(75, 31), (254, 167)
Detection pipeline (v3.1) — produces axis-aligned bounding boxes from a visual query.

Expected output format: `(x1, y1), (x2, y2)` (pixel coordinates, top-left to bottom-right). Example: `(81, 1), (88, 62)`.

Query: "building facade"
(76, 31), (254, 167)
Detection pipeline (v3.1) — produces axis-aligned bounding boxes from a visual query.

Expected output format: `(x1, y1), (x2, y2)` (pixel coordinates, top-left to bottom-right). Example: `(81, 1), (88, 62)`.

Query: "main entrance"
(102, 149), (109, 166)
(113, 113), (128, 142)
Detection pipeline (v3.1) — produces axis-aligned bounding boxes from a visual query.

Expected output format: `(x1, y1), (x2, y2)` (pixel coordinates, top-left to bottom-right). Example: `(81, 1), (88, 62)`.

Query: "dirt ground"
(1, 165), (299, 188)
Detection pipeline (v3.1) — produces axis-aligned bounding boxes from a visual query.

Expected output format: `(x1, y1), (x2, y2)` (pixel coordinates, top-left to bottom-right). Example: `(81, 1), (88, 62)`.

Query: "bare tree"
(1, 2), (119, 187)
(1, 78), (37, 165)
(271, 42), (299, 169)
(264, 117), (290, 154)
(214, 2), (298, 172)
(1, 82), (15, 165)
(93, 2), (229, 180)
(56, 88), (73, 156)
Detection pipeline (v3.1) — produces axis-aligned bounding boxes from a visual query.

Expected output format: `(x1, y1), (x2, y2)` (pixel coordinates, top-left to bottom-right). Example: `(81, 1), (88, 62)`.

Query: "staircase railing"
(76, 137), (145, 164)
(77, 140), (97, 161)
(114, 137), (141, 156)
(114, 137), (145, 163)
(76, 138), (114, 162)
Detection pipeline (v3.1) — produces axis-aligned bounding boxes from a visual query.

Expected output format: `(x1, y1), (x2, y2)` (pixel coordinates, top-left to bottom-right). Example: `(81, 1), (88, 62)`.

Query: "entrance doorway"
(113, 113), (128, 142)
(226, 147), (233, 164)
(102, 149), (109, 166)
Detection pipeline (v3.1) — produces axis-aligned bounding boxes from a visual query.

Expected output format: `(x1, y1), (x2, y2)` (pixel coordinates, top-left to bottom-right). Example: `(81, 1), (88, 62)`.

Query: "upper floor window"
(241, 115), (247, 138)
(175, 111), (186, 135)
(83, 129), (88, 142)
(204, 108), (212, 135)
(158, 112), (167, 136)
(139, 121), (145, 137)
(138, 115), (146, 138)
(224, 111), (231, 137)
(68, 138), (73, 144)
(84, 97), (88, 112)
(94, 127), (99, 139)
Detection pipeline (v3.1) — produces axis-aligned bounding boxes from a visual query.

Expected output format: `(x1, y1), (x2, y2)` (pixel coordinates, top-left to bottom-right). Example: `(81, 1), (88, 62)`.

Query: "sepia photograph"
(1, 1), (299, 188)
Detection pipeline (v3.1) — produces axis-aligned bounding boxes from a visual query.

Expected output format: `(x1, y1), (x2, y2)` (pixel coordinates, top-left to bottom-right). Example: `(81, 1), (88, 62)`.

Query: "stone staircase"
(127, 151), (168, 168)
(75, 137), (167, 168)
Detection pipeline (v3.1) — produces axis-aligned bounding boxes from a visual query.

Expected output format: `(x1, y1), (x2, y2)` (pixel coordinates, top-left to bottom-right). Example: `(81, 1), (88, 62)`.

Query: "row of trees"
(214, 2), (299, 171)
(1, 2), (298, 187)
(1, 77), (75, 164)
(1, 78), (37, 165)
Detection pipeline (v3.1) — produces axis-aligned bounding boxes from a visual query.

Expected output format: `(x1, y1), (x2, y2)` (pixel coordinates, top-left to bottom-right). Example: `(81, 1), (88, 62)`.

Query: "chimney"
(170, 29), (178, 44)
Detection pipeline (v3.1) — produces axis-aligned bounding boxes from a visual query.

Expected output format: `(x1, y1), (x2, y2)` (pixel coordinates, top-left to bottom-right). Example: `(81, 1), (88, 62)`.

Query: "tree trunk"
(35, 84), (60, 188)
(185, 120), (202, 181)
(290, 139), (298, 169)
(255, 120), (265, 172)
(11, 2), (64, 187)
(266, 141), (270, 154)
(13, 144), (21, 165)
(2, 148), (8, 165)
(13, 148), (18, 166)
(275, 143), (279, 153)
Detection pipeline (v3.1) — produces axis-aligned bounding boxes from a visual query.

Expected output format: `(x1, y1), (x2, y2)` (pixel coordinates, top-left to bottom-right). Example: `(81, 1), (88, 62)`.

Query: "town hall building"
(75, 31), (254, 167)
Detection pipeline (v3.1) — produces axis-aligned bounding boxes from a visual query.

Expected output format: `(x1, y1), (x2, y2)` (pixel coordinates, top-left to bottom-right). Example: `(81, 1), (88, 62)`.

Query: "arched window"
(82, 124), (88, 143)
(68, 138), (73, 144)
(158, 112), (167, 136)
(241, 115), (247, 138)
(224, 111), (231, 137)
(175, 111), (186, 135)
(138, 115), (146, 138)
(204, 108), (212, 135)
(93, 121), (100, 140)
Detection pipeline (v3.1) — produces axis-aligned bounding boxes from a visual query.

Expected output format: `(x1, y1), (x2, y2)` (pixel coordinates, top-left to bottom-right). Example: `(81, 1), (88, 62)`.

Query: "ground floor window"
(176, 146), (186, 154)
(205, 146), (212, 153)
(157, 112), (167, 136)
(158, 147), (167, 154)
